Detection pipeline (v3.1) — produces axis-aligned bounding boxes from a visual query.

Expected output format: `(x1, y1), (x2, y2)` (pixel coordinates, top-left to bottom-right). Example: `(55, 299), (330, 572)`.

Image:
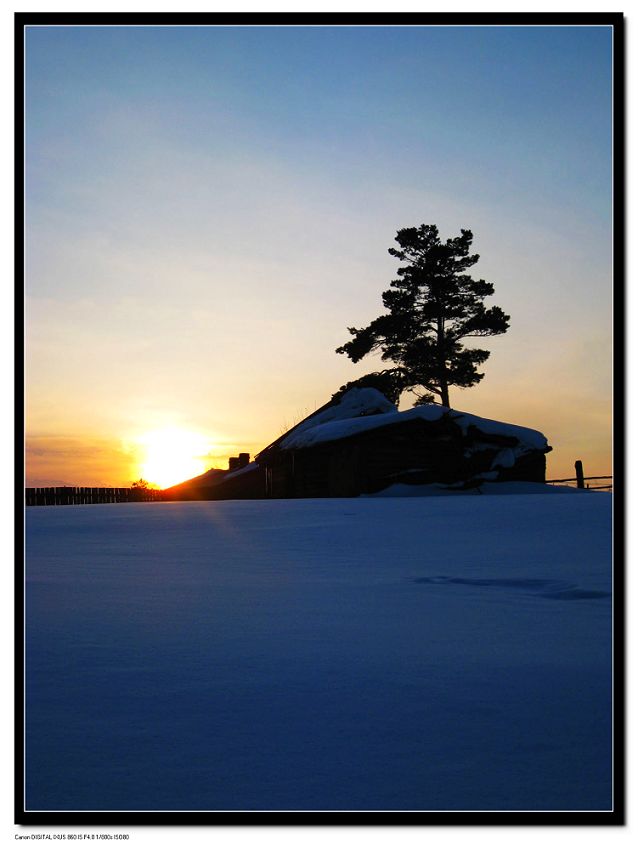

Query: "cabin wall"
(262, 418), (548, 498)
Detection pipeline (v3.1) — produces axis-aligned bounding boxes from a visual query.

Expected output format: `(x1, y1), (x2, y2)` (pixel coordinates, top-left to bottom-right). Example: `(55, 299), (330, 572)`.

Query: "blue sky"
(25, 24), (614, 484)
(26, 26), (611, 206)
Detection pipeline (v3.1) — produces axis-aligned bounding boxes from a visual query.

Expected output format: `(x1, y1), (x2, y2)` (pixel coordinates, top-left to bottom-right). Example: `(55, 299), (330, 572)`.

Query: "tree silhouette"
(331, 369), (406, 407)
(336, 225), (510, 407)
(131, 478), (151, 490)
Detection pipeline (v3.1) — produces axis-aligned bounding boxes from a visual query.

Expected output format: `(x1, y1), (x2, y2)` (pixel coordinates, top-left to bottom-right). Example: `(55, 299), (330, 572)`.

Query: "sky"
(24, 23), (614, 486)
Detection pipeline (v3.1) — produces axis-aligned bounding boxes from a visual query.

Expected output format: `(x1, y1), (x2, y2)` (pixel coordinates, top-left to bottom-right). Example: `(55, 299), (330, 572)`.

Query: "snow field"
(25, 489), (612, 812)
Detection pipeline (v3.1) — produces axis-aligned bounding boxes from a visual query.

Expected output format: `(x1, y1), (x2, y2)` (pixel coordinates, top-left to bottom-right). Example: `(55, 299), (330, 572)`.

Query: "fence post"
(575, 459), (585, 489)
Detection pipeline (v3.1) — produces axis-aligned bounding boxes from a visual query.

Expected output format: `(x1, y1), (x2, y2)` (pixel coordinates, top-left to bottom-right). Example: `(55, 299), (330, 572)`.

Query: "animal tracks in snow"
(412, 576), (610, 600)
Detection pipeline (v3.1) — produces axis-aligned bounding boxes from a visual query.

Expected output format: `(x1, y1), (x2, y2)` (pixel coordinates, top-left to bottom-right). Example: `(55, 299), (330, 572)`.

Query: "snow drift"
(25, 489), (612, 812)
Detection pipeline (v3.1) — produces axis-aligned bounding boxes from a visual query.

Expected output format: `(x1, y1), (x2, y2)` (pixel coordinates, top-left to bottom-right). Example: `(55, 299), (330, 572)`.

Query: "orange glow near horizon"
(136, 427), (212, 489)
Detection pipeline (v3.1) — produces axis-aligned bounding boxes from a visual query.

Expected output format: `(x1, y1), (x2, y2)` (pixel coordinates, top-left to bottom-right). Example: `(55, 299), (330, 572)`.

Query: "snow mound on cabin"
(280, 390), (549, 458)
(282, 387), (396, 444)
(453, 413), (548, 452)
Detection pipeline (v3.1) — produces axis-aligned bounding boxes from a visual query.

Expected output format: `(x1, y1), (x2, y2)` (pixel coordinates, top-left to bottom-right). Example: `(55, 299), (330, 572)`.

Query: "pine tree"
(336, 225), (510, 408)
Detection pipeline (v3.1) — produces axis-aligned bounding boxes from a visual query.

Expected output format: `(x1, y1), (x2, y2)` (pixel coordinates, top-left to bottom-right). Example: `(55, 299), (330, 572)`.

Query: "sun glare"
(137, 428), (211, 489)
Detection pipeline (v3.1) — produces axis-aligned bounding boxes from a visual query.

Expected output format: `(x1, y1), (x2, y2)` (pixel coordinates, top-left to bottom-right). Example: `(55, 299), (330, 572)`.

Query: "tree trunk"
(436, 314), (449, 407)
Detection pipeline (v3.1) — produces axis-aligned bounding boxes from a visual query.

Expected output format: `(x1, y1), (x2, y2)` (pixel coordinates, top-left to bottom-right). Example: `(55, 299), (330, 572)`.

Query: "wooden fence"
(25, 487), (165, 506)
(546, 460), (613, 492)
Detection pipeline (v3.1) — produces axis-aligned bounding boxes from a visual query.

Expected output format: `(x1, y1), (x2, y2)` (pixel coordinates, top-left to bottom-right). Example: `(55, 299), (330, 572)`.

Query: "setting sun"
(137, 427), (212, 489)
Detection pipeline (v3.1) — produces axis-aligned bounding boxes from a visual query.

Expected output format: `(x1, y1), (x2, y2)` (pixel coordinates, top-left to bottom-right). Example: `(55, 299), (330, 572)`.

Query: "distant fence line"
(546, 460), (613, 492)
(25, 486), (165, 506)
(546, 477), (613, 492)
(26, 460), (613, 505)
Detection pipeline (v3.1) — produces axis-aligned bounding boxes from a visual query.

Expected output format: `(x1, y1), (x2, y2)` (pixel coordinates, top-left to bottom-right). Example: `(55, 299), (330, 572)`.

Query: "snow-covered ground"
(24, 487), (613, 812)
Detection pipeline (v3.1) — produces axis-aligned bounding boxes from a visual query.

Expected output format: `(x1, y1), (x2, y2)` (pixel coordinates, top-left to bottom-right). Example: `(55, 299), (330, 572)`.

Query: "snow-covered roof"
(223, 461), (259, 480)
(280, 388), (549, 455)
(284, 387), (396, 441)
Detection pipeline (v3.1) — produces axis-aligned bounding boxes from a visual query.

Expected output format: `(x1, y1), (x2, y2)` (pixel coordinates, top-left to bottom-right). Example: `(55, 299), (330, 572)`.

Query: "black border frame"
(15, 10), (626, 828)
